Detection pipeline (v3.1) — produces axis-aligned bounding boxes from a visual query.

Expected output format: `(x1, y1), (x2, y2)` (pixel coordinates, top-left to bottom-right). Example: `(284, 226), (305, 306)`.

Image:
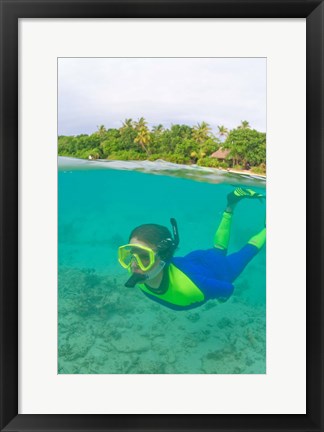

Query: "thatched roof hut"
(211, 148), (231, 160)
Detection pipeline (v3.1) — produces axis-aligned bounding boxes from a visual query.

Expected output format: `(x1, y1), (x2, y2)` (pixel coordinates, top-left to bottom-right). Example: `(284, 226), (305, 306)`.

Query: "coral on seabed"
(58, 267), (266, 374)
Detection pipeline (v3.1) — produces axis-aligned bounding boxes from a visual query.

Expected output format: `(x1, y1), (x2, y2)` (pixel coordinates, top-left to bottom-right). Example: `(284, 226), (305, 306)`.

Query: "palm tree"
(192, 121), (212, 145)
(96, 125), (107, 150)
(134, 126), (151, 155)
(135, 117), (148, 131)
(152, 124), (164, 135)
(217, 125), (229, 140)
(96, 124), (107, 139)
(120, 118), (134, 133)
(238, 120), (251, 130)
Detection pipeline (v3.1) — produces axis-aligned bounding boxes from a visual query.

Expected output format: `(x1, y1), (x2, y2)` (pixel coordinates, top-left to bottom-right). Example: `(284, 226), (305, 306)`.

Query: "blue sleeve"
(172, 250), (234, 301)
(194, 276), (234, 301)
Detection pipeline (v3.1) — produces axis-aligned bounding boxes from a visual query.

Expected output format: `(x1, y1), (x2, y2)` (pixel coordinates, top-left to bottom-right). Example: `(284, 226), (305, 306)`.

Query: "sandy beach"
(219, 167), (266, 179)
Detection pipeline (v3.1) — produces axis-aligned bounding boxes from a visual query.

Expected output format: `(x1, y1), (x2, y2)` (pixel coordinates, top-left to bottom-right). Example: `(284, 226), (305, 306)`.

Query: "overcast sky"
(58, 57), (266, 136)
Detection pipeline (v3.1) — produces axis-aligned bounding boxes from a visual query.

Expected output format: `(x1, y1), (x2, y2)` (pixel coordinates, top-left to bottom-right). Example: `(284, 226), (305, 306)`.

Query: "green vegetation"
(58, 118), (266, 175)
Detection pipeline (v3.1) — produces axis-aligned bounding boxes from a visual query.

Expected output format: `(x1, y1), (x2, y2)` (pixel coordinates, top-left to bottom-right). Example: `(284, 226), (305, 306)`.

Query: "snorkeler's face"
(128, 237), (161, 274)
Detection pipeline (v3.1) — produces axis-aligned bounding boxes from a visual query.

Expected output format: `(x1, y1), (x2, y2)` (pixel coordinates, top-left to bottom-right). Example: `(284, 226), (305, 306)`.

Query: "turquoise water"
(58, 159), (266, 374)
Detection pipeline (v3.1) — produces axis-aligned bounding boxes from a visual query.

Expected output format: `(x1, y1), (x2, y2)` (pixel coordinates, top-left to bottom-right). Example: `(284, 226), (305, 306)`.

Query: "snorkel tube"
(156, 218), (179, 261)
(125, 272), (148, 287)
(124, 218), (179, 288)
(170, 218), (180, 250)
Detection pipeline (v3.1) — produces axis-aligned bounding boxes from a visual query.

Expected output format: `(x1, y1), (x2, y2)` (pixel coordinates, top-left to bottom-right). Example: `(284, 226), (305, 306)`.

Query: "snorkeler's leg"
(214, 211), (233, 252)
(247, 227), (266, 250)
(213, 188), (240, 252)
(214, 187), (265, 253)
(227, 227), (266, 282)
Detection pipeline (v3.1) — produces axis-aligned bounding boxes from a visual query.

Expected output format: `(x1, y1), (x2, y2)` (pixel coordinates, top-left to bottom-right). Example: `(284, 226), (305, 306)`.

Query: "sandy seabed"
(58, 267), (266, 375)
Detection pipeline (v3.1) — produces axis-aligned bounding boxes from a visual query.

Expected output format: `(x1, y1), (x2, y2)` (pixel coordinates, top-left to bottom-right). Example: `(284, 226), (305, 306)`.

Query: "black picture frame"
(1, 1), (323, 431)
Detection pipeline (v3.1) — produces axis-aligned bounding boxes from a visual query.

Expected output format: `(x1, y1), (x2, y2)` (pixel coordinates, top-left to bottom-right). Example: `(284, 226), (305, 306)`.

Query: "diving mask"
(124, 261), (166, 288)
(118, 243), (156, 272)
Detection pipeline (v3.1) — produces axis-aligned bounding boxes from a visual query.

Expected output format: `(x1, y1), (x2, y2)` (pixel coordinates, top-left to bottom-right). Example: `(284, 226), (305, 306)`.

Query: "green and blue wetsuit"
(138, 212), (266, 310)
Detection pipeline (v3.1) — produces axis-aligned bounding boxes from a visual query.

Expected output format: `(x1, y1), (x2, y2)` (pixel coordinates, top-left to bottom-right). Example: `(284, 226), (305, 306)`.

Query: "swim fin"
(227, 187), (265, 205)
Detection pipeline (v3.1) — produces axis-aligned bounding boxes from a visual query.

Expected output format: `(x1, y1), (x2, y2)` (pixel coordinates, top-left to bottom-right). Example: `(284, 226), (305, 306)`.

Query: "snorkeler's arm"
(199, 277), (234, 301)
(172, 256), (234, 302)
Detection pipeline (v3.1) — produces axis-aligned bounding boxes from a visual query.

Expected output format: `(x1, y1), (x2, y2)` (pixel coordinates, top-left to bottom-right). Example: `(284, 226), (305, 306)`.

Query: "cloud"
(58, 57), (266, 135)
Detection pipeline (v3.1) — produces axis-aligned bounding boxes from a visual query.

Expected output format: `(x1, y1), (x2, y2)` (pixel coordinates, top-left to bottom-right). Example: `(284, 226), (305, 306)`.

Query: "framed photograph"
(1, 1), (323, 431)
(58, 56), (267, 377)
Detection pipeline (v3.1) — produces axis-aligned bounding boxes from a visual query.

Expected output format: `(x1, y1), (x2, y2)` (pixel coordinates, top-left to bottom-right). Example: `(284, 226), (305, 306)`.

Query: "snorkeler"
(118, 187), (266, 310)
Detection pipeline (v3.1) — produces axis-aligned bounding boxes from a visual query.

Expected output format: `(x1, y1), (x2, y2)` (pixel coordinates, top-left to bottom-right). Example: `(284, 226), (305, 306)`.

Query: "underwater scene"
(58, 157), (266, 374)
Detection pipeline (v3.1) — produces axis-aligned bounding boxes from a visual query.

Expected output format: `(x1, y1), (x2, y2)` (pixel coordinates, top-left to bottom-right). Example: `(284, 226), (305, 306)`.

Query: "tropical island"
(58, 118), (266, 176)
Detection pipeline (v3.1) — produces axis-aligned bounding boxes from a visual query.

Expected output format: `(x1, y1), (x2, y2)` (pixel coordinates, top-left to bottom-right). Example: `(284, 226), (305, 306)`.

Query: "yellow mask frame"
(118, 243), (156, 272)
